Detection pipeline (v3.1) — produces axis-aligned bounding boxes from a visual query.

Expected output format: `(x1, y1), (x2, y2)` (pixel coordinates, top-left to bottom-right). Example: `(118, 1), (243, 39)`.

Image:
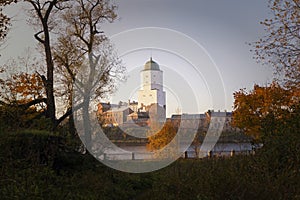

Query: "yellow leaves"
(1, 72), (45, 105)
(253, 0), (300, 85)
(147, 121), (177, 152)
(233, 82), (293, 139)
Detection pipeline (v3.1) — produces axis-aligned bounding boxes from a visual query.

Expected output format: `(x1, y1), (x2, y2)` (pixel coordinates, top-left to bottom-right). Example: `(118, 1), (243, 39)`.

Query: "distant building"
(97, 102), (117, 114)
(95, 58), (243, 133)
(137, 58), (166, 120)
(169, 111), (240, 133)
(98, 58), (167, 127)
(125, 111), (149, 127)
(101, 107), (133, 127)
(128, 100), (138, 113)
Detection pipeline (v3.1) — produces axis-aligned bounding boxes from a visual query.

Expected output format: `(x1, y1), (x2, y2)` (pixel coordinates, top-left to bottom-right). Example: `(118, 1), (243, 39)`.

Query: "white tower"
(138, 58), (166, 113)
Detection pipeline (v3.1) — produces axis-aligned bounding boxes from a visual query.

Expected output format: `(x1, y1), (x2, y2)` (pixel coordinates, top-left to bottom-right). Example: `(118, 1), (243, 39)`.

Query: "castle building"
(98, 58), (166, 126)
(137, 58), (166, 117)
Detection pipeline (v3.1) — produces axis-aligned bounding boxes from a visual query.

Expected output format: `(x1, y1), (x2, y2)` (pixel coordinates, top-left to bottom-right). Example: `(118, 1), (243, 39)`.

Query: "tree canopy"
(232, 81), (297, 141)
(253, 0), (300, 88)
(244, 0), (300, 140)
(0, 10), (9, 42)
(0, 0), (124, 131)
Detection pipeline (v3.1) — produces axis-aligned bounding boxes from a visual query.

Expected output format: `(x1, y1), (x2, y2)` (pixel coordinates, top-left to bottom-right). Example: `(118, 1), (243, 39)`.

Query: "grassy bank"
(0, 130), (299, 199)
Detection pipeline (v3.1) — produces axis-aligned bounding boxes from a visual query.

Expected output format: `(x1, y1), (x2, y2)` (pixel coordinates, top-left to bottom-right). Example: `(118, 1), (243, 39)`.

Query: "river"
(98, 142), (262, 160)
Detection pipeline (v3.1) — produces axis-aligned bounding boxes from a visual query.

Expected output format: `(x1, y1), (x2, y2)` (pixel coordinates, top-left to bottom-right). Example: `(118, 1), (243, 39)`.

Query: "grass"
(0, 129), (299, 199)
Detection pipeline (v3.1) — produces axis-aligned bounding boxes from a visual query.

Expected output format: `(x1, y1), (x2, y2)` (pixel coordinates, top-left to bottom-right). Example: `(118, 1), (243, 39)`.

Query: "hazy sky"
(102, 0), (274, 116)
(1, 1), (275, 117)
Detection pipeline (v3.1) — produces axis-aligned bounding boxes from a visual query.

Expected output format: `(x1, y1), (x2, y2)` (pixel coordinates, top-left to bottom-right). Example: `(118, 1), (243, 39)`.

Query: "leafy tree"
(246, 0), (300, 168)
(27, 0), (65, 126)
(252, 0), (300, 88)
(0, 3), (10, 42)
(0, 0), (69, 128)
(1, 0), (124, 133)
(0, 67), (49, 131)
(1, 72), (45, 104)
(53, 0), (124, 149)
(0, 59), (46, 107)
(232, 82), (293, 140)
(147, 121), (178, 158)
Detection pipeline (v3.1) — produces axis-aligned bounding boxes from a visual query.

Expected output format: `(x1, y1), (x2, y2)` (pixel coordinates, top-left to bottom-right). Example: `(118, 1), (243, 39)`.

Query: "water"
(99, 143), (259, 160)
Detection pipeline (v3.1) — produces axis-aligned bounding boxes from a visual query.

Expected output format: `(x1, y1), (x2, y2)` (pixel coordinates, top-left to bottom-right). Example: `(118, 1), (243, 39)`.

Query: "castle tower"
(138, 58), (166, 118)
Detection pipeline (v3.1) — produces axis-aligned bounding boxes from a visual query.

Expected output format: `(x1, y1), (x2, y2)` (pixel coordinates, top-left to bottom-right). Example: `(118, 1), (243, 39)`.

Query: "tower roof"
(143, 57), (160, 71)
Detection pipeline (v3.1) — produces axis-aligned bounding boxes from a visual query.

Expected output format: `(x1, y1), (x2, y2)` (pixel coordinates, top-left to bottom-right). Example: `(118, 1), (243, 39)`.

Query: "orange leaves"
(0, 72), (45, 105)
(0, 8), (11, 41)
(147, 121), (177, 151)
(232, 82), (293, 139)
(253, 0), (300, 84)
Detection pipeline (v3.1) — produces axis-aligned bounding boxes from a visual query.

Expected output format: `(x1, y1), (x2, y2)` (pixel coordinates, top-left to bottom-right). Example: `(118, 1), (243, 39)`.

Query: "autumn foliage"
(0, 5), (10, 42)
(0, 68), (49, 130)
(147, 121), (177, 153)
(232, 82), (297, 140)
(252, 0), (300, 88)
(1, 72), (45, 105)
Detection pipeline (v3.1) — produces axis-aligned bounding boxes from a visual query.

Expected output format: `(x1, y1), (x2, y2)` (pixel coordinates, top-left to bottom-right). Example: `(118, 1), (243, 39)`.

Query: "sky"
(1, 1), (275, 117)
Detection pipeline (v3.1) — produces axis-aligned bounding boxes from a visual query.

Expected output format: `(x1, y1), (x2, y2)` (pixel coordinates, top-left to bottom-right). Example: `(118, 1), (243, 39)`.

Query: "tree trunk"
(43, 21), (56, 128)
(68, 89), (76, 135)
(68, 112), (76, 135)
(83, 96), (92, 151)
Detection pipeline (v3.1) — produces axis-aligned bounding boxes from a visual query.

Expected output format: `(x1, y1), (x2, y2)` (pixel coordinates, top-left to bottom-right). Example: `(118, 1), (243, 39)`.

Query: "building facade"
(98, 58), (167, 127)
(138, 58), (166, 115)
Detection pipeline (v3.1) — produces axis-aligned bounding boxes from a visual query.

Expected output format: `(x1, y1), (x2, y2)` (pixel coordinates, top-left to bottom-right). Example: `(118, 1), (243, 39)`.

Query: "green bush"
(0, 130), (64, 165)
(0, 105), (52, 133)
